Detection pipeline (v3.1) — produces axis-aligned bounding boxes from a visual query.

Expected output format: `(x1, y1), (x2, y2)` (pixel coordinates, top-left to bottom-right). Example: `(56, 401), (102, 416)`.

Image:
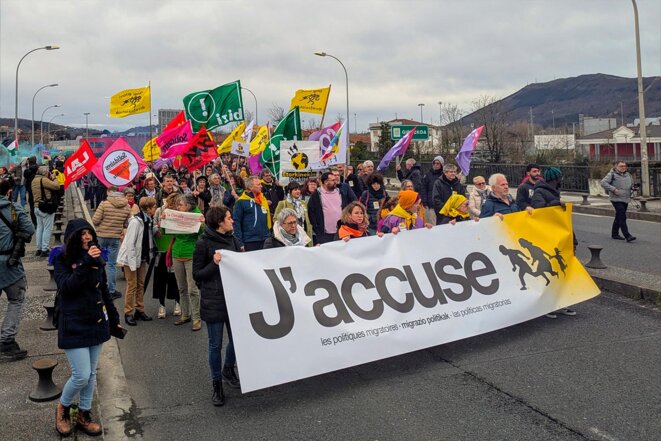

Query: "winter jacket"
(432, 175), (466, 218)
(261, 180), (285, 209)
(422, 167), (443, 207)
(360, 188), (389, 232)
(344, 172), (363, 196)
(232, 192), (270, 246)
(31, 169), (60, 204)
(92, 193), (130, 239)
(53, 219), (120, 350)
(273, 198), (314, 241)
(117, 211), (154, 271)
(515, 177), (537, 210)
(468, 186), (491, 217)
(397, 165), (424, 193)
(308, 187), (355, 238)
(0, 196), (34, 290)
(172, 207), (202, 259)
(531, 181), (562, 209)
(193, 226), (241, 323)
(600, 168), (633, 203)
(264, 221), (313, 248)
(380, 212), (425, 233)
(23, 164), (39, 195)
(437, 214), (471, 225)
(480, 193), (521, 218)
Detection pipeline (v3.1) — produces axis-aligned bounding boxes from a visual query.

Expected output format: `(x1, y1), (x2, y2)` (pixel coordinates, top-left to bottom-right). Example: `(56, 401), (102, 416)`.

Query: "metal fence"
(628, 166), (661, 197)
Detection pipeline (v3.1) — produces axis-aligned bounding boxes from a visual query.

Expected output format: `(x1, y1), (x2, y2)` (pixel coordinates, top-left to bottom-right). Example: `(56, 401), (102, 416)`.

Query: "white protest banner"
(279, 140), (320, 185)
(160, 208), (202, 234)
(220, 206), (600, 393)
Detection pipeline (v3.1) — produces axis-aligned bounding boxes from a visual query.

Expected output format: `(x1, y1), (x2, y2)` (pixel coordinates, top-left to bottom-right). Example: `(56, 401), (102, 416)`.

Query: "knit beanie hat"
(433, 156), (445, 165)
(544, 167), (562, 182)
(398, 190), (420, 210)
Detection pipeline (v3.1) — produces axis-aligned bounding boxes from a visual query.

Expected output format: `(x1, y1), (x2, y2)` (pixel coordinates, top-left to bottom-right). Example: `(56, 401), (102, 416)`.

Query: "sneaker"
(611, 235), (625, 240)
(222, 366), (241, 389)
(0, 341), (28, 362)
(545, 312), (558, 319)
(558, 308), (577, 316)
(157, 306), (166, 319)
(173, 303), (182, 317)
(174, 316), (191, 326)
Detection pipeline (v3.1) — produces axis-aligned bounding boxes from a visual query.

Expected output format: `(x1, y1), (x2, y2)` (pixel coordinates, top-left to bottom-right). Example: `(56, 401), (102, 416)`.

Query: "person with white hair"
(431, 163), (466, 224)
(396, 158), (423, 194)
(480, 173), (526, 218)
(264, 208), (312, 248)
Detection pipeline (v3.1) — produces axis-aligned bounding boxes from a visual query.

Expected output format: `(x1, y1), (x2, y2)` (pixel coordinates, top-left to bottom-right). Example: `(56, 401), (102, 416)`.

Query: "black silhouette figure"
(518, 238), (557, 284)
(499, 245), (536, 290)
(550, 247), (567, 276)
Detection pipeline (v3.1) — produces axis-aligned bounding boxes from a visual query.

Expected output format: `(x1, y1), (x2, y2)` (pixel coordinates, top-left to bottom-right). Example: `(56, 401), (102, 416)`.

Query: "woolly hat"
(433, 156), (445, 165)
(544, 167), (562, 182)
(398, 190), (420, 210)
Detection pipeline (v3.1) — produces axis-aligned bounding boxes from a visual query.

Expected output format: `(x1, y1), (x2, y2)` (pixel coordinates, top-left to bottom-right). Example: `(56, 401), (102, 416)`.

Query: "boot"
(55, 402), (72, 437)
(0, 340), (28, 362)
(76, 409), (102, 436)
(222, 366), (241, 389)
(212, 380), (225, 407)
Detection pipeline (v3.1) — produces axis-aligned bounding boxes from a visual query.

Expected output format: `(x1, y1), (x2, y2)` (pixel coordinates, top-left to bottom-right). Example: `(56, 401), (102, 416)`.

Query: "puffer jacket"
(92, 192), (130, 239)
(53, 219), (120, 349)
(193, 226), (242, 323)
(600, 168), (633, 203)
(531, 181), (561, 208)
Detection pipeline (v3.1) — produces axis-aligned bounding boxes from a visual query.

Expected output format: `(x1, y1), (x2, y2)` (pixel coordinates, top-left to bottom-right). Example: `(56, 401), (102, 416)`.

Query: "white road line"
(589, 427), (619, 441)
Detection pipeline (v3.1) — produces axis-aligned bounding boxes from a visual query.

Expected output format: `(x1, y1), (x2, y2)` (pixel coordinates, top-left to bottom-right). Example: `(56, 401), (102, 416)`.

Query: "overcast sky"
(1, 0), (659, 134)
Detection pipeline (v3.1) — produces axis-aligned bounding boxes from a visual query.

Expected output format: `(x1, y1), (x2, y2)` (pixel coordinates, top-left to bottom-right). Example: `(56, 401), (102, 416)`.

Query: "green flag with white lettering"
(183, 80), (244, 132)
(260, 107), (302, 178)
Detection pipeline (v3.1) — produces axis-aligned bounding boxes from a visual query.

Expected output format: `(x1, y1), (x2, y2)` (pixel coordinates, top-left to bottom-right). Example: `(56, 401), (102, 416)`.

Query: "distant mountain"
(460, 73), (661, 128)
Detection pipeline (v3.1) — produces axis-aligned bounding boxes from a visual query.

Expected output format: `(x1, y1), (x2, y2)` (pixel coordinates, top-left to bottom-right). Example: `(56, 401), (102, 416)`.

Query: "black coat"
(54, 219), (120, 350)
(422, 167), (443, 207)
(397, 165), (424, 194)
(531, 181), (561, 208)
(193, 226), (242, 323)
(515, 178), (537, 210)
(23, 164), (39, 195)
(432, 175), (466, 219)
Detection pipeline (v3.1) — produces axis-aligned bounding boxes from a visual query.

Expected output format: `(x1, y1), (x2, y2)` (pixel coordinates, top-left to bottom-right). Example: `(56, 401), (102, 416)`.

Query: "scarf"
(338, 223), (367, 239)
(209, 185), (224, 208)
(238, 191), (272, 228)
(286, 194), (306, 222)
(388, 204), (418, 230)
(439, 194), (470, 219)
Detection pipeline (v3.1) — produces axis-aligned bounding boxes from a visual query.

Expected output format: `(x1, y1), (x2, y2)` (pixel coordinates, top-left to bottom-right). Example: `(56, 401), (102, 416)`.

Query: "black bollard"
(638, 199), (649, 212)
(52, 231), (63, 246)
(44, 266), (57, 292)
(29, 358), (61, 402)
(581, 194), (590, 206)
(585, 245), (607, 269)
(39, 303), (57, 331)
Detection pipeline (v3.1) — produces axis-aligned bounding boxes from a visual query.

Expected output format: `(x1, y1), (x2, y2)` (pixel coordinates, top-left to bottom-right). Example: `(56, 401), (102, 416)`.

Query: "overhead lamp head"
(45, 45), (60, 50)
(49, 83), (58, 87)
(314, 52), (326, 57)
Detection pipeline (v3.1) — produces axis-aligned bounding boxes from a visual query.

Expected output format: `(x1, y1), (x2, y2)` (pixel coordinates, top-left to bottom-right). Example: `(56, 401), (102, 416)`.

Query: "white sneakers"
(158, 306), (166, 319)
(173, 303), (182, 317)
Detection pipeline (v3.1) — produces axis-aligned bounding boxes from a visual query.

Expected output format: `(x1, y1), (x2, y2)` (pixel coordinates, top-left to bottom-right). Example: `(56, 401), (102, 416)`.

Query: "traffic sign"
(391, 125), (429, 141)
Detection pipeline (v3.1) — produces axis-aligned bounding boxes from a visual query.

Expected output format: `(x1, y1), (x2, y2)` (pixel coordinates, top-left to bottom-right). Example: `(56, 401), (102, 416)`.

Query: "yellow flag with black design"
(249, 125), (269, 155)
(217, 122), (246, 154)
(289, 86), (330, 115)
(109, 86), (150, 118)
(142, 137), (160, 161)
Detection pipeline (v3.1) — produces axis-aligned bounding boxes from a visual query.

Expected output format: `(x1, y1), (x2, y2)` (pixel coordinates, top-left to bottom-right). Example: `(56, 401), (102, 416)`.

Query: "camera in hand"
(7, 231), (32, 267)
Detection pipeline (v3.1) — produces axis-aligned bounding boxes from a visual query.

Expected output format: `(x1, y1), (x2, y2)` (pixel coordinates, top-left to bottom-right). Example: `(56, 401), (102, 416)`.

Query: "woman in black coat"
(192, 206), (242, 406)
(53, 218), (123, 437)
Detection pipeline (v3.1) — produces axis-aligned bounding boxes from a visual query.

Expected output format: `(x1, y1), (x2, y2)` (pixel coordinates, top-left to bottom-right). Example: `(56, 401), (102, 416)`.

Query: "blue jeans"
(34, 207), (55, 252)
(98, 237), (120, 293)
(12, 184), (26, 208)
(205, 321), (236, 381)
(60, 344), (103, 410)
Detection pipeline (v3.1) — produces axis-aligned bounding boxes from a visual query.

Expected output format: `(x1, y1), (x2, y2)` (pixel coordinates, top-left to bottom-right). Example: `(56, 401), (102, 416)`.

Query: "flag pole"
(318, 84), (331, 130)
(148, 81), (153, 166)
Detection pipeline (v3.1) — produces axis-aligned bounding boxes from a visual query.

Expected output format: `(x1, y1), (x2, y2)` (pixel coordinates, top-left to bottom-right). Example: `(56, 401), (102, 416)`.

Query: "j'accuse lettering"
(249, 252), (499, 340)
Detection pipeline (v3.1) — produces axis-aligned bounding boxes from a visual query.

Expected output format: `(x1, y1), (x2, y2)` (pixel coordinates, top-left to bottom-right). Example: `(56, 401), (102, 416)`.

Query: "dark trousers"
(152, 253), (180, 305)
(316, 232), (336, 245)
(611, 201), (630, 238)
(244, 241), (265, 251)
(27, 190), (36, 225)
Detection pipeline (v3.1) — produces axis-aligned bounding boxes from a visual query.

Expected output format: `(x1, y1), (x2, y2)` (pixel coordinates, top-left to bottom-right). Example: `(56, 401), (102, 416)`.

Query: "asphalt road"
(572, 213), (661, 275)
(113, 286), (660, 441)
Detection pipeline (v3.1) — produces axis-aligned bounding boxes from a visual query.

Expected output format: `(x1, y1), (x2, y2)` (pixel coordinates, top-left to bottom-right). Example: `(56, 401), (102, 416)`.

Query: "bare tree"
(441, 103), (465, 154)
(269, 104), (285, 125)
(471, 95), (510, 163)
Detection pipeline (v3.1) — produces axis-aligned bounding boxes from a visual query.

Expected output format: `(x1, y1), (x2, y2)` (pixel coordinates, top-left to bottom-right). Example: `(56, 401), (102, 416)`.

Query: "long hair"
(62, 229), (88, 265)
(341, 201), (368, 229)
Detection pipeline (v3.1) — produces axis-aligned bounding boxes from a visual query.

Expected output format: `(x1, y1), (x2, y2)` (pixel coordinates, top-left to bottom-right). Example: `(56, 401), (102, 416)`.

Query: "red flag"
(163, 110), (186, 132)
(157, 121), (193, 158)
(91, 138), (147, 189)
(174, 127), (218, 171)
(64, 140), (97, 189)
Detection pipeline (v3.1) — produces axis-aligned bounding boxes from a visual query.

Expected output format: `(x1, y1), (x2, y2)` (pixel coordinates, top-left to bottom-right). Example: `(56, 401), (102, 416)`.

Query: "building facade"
(368, 119), (442, 154)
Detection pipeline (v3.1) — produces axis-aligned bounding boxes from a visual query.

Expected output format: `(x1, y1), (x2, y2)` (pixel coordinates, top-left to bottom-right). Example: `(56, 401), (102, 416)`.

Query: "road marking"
(573, 212), (659, 224)
(589, 427), (618, 441)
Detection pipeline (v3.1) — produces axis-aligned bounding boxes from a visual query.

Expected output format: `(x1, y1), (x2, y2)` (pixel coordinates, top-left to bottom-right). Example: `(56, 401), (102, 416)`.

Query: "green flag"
(183, 80), (244, 132)
(260, 107), (302, 177)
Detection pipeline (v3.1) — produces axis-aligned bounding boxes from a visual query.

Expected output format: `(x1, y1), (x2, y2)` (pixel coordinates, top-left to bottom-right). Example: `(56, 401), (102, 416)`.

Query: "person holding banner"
(152, 194), (181, 320)
(432, 164), (466, 225)
(335, 202), (372, 242)
(481, 174), (527, 219)
(380, 190), (431, 233)
(273, 181), (313, 243)
(359, 173), (389, 236)
(265, 208), (313, 248)
(437, 194), (474, 225)
(193, 206), (242, 406)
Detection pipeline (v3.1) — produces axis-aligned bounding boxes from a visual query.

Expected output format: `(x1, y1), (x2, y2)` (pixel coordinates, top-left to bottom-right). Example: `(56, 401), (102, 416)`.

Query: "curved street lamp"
(631, 0), (649, 196)
(40, 105), (61, 144)
(314, 51), (350, 164)
(241, 87), (258, 125)
(14, 45), (60, 145)
(31, 83), (58, 147)
(46, 113), (65, 145)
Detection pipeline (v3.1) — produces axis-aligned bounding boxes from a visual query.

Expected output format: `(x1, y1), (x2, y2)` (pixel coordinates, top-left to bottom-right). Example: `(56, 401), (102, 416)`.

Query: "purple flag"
(247, 153), (264, 175)
(376, 127), (416, 172)
(455, 125), (484, 175)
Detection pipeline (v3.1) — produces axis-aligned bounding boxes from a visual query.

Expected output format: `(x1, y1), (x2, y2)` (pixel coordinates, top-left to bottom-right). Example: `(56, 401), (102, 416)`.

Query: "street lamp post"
(46, 113), (65, 145)
(418, 103), (425, 123)
(314, 52), (350, 164)
(83, 112), (90, 139)
(631, 0), (649, 196)
(31, 83), (58, 148)
(241, 87), (258, 125)
(40, 105), (61, 144)
(14, 45), (60, 145)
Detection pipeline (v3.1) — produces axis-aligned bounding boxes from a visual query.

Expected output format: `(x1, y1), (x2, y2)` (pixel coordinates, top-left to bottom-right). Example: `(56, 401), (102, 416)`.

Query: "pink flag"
(91, 138), (147, 189)
(248, 154), (264, 175)
(455, 125), (485, 175)
(376, 127), (416, 172)
(308, 121), (341, 142)
(157, 121), (193, 158)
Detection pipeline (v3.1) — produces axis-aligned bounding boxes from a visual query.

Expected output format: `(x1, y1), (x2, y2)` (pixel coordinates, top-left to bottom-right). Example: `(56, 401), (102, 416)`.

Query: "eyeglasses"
(282, 220), (298, 226)
(475, 182), (486, 186)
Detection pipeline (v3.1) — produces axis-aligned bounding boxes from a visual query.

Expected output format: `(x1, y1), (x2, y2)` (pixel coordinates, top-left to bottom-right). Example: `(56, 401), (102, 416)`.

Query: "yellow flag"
(142, 137), (160, 161)
(289, 86), (330, 115)
(109, 86), (151, 118)
(249, 125), (269, 155)
(217, 122), (246, 154)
